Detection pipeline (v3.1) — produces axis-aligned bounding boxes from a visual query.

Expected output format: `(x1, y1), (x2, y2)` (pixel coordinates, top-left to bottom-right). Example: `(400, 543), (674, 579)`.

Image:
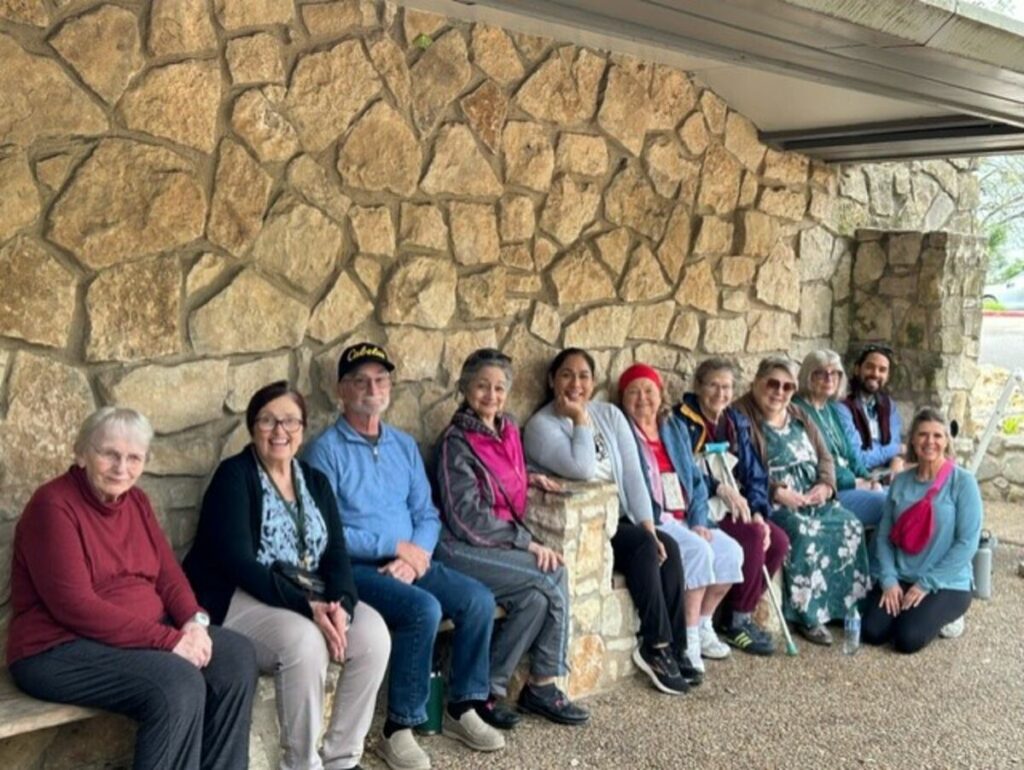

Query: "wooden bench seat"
(0, 669), (100, 741)
(0, 604), (509, 745)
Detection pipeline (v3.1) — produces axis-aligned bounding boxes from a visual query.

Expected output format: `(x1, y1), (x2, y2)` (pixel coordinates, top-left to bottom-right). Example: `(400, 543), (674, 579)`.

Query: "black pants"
(10, 626), (258, 770)
(862, 582), (972, 654)
(611, 520), (686, 651)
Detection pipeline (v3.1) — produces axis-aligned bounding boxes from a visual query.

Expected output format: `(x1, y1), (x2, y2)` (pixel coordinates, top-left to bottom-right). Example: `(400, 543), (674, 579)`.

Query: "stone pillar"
(526, 481), (639, 697)
(848, 230), (987, 430)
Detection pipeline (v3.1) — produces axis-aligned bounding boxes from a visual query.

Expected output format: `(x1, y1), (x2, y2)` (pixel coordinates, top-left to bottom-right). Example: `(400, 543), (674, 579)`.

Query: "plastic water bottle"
(843, 606), (861, 655)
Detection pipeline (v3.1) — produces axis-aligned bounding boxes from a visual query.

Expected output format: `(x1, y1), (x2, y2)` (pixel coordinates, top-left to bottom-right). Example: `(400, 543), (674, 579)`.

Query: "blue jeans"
(837, 488), (887, 527)
(351, 561), (494, 725)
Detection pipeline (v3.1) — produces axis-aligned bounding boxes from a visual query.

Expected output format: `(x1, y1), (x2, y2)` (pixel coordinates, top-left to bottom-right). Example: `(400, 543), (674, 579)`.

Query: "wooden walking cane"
(703, 442), (798, 656)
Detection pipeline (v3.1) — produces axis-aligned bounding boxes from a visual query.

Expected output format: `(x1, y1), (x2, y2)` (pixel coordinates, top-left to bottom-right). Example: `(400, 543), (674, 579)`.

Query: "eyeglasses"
(343, 374), (392, 391)
(811, 369), (841, 381)
(92, 446), (146, 468)
(765, 378), (797, 393)
(254, 416), (305, 433)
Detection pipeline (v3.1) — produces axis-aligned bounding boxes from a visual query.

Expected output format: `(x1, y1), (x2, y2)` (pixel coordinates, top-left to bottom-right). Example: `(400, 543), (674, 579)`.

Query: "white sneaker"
(376, 728), (431, 770)
(700, 625), (731, 659)
(686, 646), (706, 673)
(939, 615), (966, 639)
(442, 709), (505, 752)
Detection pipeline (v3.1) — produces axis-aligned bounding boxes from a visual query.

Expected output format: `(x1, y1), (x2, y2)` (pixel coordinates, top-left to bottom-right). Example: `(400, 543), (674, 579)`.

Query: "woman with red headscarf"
(618, 363), (745, 677)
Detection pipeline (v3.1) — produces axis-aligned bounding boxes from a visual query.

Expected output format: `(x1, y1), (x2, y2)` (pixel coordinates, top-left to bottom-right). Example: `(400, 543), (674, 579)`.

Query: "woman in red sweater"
(7, 407), (258, 770)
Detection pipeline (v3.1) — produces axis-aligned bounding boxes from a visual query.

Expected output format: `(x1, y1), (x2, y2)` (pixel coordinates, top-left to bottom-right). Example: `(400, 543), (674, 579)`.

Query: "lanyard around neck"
(253, 448), (310, 568)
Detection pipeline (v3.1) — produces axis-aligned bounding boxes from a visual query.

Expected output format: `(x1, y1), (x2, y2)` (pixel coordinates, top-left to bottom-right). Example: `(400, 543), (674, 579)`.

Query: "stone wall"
(0, 0), (982, 649)
(847, 229), (987, 432)
(976, 435), (1024, 503)
(527, 482), (638, 697)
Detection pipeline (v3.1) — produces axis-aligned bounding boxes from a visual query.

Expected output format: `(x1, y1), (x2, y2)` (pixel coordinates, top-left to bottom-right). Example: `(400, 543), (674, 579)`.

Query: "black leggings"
(862, 582), (972, 654)
(611, 520), (686, 651)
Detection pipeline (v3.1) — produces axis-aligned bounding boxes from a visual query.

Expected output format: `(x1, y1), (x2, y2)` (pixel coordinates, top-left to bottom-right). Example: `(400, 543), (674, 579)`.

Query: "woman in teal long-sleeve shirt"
(862, 407), (982, 653)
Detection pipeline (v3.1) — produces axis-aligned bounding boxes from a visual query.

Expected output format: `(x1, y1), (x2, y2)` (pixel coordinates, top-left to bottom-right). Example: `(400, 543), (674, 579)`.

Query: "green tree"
(977, 154), (1024, 284)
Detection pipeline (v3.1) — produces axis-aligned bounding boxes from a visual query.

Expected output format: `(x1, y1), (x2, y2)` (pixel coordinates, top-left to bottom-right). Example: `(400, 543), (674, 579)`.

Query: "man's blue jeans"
(351, 561), (494, 726)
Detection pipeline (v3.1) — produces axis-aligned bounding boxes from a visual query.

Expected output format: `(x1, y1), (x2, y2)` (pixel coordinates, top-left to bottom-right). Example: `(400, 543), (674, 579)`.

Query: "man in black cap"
(304, 342), (504, 770)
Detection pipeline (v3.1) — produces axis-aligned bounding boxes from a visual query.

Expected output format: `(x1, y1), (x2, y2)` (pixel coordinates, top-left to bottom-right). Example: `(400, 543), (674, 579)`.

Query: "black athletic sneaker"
(671, 646), (704, 687)
(631, 645), (689, 695)
(721, 619), (775, 656)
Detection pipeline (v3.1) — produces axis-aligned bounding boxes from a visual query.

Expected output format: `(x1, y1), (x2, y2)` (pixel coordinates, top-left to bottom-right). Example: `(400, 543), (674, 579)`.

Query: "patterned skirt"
(772, 501), (870, 627)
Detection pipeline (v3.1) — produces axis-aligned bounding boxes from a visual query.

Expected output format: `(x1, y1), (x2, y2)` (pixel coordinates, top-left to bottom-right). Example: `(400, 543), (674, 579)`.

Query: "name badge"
(661, 472), (687, 512)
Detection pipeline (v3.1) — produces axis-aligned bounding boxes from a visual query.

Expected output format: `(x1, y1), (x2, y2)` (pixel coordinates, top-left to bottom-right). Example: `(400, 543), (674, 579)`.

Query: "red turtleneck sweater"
(6, 466), (201, 664)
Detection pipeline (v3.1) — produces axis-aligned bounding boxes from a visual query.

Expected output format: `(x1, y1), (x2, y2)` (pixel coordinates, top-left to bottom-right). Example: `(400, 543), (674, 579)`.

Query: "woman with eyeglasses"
(434, 349), (589, 727)
(674, 357), (789, 657)
(792, 350), (887, 528)
(7, 407), (257, 770)
(524, 349), (698, 696)
(184, 381), (391, 770)
(735, 357), (870, 646)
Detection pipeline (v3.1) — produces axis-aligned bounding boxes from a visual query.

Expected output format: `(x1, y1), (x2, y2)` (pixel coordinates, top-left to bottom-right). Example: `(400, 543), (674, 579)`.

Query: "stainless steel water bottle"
(973, 529), (996, 600)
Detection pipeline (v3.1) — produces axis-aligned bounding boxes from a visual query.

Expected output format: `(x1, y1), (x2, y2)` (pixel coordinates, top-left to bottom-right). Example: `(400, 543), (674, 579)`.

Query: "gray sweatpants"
(436, 539), (570, 696)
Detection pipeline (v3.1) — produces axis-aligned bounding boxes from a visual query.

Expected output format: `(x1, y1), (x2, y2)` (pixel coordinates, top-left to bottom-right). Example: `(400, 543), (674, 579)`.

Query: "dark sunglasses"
(765, 378), (797, 393)
(859, 343), (894, 360)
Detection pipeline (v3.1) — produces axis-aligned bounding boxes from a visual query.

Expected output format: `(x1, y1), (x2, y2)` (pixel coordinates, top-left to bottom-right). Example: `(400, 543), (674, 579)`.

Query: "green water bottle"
(416, 671), (445, 735)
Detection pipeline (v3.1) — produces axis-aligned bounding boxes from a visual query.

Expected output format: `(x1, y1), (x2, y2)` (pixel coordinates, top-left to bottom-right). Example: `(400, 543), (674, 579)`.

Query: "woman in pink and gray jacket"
(434, 348), (589, 730)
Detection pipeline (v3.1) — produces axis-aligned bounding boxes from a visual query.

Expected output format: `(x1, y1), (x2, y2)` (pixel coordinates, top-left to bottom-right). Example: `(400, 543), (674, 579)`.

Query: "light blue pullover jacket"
(304, 416), (441, 562)
(875, 465), (982, 593)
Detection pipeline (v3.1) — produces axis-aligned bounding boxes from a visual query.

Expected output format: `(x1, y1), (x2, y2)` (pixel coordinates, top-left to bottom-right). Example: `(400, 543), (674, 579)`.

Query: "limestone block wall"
(0, 0), (982, 649)
(526, 481), (638, 697)
(848, 230), (987, 432)
(976, 435), (1024, 503)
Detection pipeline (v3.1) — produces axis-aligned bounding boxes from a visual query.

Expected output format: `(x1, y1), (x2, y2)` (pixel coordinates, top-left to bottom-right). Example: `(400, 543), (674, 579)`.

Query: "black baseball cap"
(337, 342), (395, 380)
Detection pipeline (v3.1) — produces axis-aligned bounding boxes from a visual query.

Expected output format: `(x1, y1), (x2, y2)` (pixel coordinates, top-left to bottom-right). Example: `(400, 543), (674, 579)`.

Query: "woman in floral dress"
(735, 356), (870, 646)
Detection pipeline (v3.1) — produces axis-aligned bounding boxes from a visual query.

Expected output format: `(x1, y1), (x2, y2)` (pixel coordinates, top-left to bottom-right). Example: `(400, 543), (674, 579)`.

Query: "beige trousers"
(224, 589), (390, 770)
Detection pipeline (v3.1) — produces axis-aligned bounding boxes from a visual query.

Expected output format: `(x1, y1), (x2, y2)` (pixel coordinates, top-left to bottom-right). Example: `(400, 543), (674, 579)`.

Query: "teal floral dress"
(764, 417), (870, 627)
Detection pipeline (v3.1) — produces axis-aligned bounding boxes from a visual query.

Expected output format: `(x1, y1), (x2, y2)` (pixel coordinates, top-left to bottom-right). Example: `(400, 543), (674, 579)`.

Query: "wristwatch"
(190, 611), (211, 628)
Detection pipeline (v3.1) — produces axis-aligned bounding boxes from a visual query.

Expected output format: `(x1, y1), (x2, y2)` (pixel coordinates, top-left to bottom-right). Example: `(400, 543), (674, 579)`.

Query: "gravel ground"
(361, 525), (1024, 770)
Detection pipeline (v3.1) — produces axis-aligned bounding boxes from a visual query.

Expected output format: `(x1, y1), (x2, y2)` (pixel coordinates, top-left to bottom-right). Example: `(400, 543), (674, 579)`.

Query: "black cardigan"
(183, 447), (358, 624)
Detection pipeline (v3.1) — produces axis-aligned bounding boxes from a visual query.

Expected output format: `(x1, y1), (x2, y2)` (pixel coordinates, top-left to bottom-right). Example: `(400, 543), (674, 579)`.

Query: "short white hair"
(73, 407), (154, 457)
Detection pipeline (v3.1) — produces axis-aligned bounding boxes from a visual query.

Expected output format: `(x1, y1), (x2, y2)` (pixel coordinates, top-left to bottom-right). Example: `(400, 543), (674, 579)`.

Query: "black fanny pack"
(272, 561), (325, 600)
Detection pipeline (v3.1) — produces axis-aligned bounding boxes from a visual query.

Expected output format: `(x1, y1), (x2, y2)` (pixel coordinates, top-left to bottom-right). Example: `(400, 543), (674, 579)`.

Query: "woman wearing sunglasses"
(735, 357), (870, 646)
(793, 350), (887, 528)
(435, 349), (589, 727)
